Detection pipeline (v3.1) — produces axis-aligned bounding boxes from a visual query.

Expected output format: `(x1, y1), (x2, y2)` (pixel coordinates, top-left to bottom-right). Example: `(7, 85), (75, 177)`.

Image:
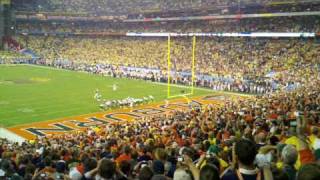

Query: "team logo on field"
(7, 96), (244, 139)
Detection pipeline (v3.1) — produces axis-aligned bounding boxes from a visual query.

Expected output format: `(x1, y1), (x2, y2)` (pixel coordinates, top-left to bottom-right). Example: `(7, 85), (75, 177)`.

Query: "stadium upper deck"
(12, 0), (320, 18)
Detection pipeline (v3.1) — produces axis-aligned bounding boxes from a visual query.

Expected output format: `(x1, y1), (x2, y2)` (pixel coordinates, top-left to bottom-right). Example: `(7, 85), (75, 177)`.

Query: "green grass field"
(0, 64), (213, 127)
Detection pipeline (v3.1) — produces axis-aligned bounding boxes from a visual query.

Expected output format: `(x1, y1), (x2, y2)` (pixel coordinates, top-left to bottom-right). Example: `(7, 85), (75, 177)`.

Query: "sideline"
(151, 81), (253, 97)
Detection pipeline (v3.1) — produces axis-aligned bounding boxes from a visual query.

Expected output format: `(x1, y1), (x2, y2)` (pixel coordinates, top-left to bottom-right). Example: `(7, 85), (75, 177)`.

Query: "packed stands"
(15, 16), (320, 34)
(0, 73), (319, 179)
(0, 51), (31, 63)
(1, 0), (320, 179)
(12, 0), (241, 16)
(12, 8), (320, 95)
(12, 0), (320, 17)
(14, 34), (319, 94)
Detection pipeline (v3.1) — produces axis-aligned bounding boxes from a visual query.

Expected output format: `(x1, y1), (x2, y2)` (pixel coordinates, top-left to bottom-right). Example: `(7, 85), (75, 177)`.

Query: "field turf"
(0, 64), (213, 127)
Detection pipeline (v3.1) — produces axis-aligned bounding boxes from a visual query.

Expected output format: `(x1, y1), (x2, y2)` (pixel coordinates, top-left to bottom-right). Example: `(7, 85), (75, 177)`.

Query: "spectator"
(296, 163), (320, 180)
(139, 166), (154, 180)
(281, 145), (298, 180)
(200, 164), (220, 180)
(85, 159), (117, 179)
(221, 139), (262, 180)
(116, 146), (132, 164)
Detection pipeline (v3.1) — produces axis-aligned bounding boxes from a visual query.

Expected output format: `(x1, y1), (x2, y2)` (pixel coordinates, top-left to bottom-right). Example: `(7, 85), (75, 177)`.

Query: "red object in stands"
(2, 36), (23, 51)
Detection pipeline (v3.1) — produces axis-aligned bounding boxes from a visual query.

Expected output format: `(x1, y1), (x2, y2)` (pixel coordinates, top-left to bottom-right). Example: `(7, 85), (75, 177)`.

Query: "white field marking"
(0, 101), (10, 105)
(17, 108), (34, 113)
(0, 128), (26, 144)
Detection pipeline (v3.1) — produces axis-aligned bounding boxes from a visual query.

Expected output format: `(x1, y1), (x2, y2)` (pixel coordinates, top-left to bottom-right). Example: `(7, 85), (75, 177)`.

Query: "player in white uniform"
(94, 89), (102, 102)
(112, 84), (118, 91)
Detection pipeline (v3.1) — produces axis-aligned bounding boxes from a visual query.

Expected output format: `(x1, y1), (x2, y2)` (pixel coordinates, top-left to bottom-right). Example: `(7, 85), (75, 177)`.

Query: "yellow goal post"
(167, 35), (196, 99)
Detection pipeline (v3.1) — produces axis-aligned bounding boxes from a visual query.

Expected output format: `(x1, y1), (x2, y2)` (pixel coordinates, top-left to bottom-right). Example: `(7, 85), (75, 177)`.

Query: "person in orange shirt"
(115, 145), (132, 164)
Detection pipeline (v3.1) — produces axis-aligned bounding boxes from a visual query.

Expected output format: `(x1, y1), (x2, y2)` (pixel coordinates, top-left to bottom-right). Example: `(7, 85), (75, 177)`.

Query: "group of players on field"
(94, 85), (154, 110)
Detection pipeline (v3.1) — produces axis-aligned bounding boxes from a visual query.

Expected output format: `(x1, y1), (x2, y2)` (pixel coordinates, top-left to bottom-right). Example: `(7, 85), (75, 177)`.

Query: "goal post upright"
(167, 35), (171, 98)
(191, 35), (196, 95)
(167, 35), (196, 99)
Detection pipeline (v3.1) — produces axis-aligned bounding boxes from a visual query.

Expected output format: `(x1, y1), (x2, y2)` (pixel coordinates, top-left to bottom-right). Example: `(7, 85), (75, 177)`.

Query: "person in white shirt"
(112, 84), (118, 91)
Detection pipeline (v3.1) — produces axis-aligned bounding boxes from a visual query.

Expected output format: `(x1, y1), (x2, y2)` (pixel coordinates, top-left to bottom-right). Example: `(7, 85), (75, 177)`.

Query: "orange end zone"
(7, 94), (248, 140)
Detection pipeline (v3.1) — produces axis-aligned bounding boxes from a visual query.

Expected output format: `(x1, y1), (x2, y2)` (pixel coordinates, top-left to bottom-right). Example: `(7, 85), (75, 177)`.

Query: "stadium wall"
(1, 2), (15, 50)
(0, 5), (4, 50)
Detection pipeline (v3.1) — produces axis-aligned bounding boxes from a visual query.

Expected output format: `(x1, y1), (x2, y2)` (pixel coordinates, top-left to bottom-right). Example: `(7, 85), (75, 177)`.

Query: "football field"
(0, 64), (213, 127)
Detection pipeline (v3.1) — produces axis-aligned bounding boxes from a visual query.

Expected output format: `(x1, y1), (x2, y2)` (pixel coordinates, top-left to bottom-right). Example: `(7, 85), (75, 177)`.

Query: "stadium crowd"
(16, 16), (320, 34)
(0, 51), (31, 64)
(12, 34), (319, 94)
(2, 29), (320, 180)
(1, 2), (320, 178)
(12, 0), (320, 18)
(11, 12), (319, 94)
(0, 70), (320, 180)
(12, 0), (243, 16)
